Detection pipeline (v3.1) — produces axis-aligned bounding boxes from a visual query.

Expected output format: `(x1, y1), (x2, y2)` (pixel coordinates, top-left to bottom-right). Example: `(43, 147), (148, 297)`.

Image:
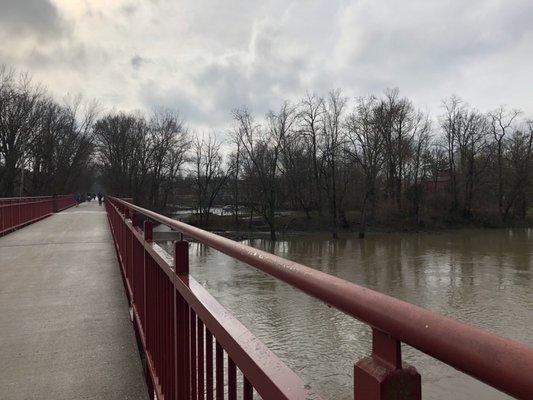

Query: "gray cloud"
(0, 0), (69, 39)
(131, 54), (146, 70)
(139, 79), (209, 125)
(120, 3), (138, 17)
(1, 0), (532, 131)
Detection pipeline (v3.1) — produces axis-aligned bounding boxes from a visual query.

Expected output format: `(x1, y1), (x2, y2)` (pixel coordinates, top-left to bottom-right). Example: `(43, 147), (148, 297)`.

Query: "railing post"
(354, 329), (421, 400)
(142, 219), (153, 395)
(174, 239), (190, 399)
(132, 212), (139, 228)
(129, 212), (135, 306)
(175, 240), (189, 274)
(143, 220), (153, 332)
(144, 220), (153, 243)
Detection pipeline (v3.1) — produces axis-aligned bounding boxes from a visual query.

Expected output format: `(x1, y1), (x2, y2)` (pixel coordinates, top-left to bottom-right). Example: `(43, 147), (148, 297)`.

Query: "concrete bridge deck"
(0, 202), (146, 399)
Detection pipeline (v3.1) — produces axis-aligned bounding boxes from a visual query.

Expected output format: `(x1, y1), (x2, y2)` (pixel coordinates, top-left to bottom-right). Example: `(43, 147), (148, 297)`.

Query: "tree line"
(0, 67), (95, 197)
(0, 66), (191, 210)
(1, 66), (532, 240)
(231, 89), (533, 239)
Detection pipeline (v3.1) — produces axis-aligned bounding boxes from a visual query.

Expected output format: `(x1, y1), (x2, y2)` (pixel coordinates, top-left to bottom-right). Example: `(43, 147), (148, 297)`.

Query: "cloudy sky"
(1, 0), (532, 133)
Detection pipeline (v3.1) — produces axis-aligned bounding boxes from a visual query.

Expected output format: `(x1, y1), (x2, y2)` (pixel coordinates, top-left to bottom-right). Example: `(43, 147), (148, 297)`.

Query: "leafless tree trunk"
(319, 90), (347, 239)
(299, 92), (324, 214)
(0, 69), (43, 196)
(345, 95), (384, 238)
(191, 134), (228, 226)
(233, 102), (298, 240)
(489, 106), (521, 219)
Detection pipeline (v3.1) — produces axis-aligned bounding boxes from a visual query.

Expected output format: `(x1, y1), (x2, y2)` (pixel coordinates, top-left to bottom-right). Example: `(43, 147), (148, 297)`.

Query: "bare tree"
(457, 109), (488, 218)
(94, 109), (189, 208)
(280, 125), (314, 218)
(191, 134), (227, 225)
(0, 69), (43, 196)
(30, 96), (97, 195)
(148, 110), (189, 209)
(233, 102), (298, 240)
(404, 114), (431, 224)
(440, 96), (488, 217)
(345, 95), (384, 237)
(227, 130), (243, 224)
(94, 112), (146, 198)
(489, 106), (521, 218)
(160, 131), (190, 210)
(299, 92), (324, 213)
(319, 90), (347, 238)
(502, 122), (533, 220)
(440, 96), (461, 212)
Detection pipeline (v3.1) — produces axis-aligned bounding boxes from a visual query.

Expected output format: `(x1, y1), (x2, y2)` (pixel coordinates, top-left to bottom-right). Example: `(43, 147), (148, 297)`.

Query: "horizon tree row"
(230, 89), (533, 239)
(0, 66), (95, 197)
(1, 65), (531, 241)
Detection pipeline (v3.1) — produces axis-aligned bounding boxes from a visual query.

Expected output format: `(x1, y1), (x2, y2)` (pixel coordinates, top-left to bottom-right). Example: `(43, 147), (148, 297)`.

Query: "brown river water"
(162, 228), (533, 399)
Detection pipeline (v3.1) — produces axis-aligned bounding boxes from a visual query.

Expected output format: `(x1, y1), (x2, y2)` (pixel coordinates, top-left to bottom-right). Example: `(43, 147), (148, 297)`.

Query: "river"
(168, 228), (532, 399)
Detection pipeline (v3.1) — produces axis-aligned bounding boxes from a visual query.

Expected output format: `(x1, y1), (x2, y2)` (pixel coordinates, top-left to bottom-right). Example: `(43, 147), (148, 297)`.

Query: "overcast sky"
(1, 0), (532, 133)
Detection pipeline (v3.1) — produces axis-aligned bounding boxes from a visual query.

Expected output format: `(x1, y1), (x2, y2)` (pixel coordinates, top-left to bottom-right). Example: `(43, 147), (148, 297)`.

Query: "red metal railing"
(106, 197), (320, 400)
(0, 195), (76, 236)
(106, 196), (533, 400)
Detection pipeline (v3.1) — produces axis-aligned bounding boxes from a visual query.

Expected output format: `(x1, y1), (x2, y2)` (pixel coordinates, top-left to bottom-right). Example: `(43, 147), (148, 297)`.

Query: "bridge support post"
(354, 329), (421, 400)
(174, 239), (191, 399)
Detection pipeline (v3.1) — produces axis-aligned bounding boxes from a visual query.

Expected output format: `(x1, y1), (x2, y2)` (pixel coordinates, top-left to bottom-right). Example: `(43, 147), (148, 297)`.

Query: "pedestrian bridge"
(0, 201), (146, 399)
(0, 196), (532, 400)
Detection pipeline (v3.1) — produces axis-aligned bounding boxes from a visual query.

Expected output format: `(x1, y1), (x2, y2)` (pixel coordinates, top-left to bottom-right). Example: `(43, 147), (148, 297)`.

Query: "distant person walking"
(74, 192), (81, 207)
(97, 191), (104, 206)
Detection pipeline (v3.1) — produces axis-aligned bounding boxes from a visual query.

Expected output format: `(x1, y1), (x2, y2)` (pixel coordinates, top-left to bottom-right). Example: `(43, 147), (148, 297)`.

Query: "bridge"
(0, 195), (532, 399)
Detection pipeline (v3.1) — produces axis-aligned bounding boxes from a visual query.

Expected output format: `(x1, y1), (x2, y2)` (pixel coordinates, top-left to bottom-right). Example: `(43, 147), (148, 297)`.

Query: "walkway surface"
(0, 202), (147, 400)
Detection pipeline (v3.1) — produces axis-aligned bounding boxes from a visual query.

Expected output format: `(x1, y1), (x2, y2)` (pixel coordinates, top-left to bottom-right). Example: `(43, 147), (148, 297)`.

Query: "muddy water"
(170, 228), (532, 399)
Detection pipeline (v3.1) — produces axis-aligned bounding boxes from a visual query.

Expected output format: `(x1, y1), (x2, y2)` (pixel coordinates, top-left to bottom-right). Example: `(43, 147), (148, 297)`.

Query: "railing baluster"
(162, 268), (168, 396)
(191, 309), (198, 400)
(197, 319), (205, 400)
(169, 272), (175, 399)
(206, 329), (214, 400)
(156, 261), (161, 388)
(216, 341), (224, 400)
(243, 377), (253, 400)
(143, 220), (153, 334)
(175, 240), (190, 399)
(228, 357), (236, 400)
(171, 278), (177, 399)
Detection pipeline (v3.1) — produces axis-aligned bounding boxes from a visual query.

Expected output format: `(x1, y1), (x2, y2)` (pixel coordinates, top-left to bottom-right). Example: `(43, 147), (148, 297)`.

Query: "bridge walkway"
(0, 202), (146, 400)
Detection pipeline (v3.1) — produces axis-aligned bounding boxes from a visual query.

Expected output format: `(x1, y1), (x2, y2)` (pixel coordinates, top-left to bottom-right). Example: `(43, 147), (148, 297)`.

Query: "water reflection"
(165, 228), (533, 399)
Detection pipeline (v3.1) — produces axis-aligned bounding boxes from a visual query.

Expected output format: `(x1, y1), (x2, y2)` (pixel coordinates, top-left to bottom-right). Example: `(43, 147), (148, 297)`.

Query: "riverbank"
(177, 209), (533, 241)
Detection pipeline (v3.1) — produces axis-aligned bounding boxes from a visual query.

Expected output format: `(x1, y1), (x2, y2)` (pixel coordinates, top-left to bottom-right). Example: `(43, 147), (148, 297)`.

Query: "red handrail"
(105, 197), (321, 400)
(0, 195), (76, 236)
(108, 196), (533, 399)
